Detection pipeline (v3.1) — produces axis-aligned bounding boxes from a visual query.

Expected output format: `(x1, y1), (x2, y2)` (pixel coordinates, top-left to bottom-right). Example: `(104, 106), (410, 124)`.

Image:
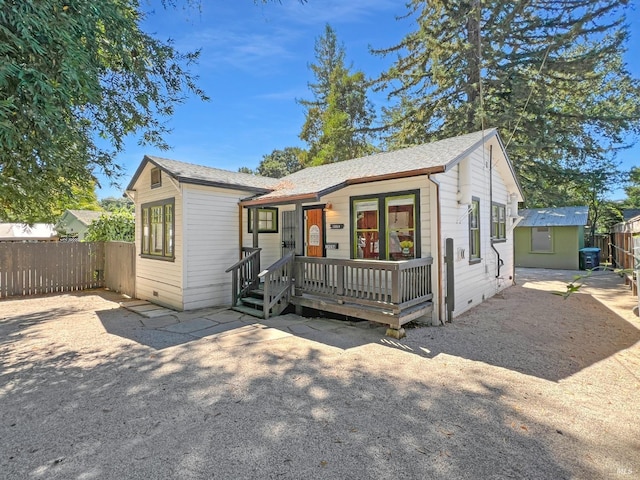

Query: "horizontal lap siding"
(134, 165), (184, 310)
(438, 142), (517, 319)
(183, 185), (249, 310)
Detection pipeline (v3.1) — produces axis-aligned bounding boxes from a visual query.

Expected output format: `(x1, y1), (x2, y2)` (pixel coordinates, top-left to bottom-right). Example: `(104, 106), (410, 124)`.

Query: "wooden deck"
(291, 256), (433, 329)
(227, 250), (434, 329)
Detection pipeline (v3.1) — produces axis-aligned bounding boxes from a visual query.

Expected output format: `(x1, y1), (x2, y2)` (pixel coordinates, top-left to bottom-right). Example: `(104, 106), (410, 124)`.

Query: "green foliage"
(624, 166), (640, 208)
(99, 196), (134, 213)
(0, 0), (208, 224)
(373, 0), (640, 205)
(84, 208), (134, 242)
(299, 24), (377, 165)
(256, 147), (306, 178)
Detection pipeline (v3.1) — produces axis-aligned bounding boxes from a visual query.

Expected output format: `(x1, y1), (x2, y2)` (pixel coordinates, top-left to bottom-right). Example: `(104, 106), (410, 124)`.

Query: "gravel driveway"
(1, 268), (638, 479)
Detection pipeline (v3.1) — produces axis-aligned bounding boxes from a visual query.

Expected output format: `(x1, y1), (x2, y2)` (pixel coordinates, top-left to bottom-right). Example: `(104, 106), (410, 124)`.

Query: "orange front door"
(306, 208), (324, 257)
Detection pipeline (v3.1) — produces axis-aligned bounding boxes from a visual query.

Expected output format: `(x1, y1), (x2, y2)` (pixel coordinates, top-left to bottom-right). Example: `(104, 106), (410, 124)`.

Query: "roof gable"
(126, 155), (280, 193)
(242, 129), (522, 205)
(518, 206), (589, 227)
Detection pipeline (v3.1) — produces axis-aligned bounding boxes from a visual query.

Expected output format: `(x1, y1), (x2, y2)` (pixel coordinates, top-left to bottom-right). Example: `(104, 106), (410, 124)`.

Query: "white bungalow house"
(125, 129), (524, 335)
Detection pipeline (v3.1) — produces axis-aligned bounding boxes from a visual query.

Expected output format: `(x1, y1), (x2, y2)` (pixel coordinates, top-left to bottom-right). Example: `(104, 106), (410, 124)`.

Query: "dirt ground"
(1, 267), (638, 479)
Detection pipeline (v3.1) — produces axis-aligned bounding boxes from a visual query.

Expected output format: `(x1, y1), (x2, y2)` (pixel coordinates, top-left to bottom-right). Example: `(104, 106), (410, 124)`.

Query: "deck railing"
(294, 256), (433, 314)
(225, 247), (261, 306)
(259, 251), (295, 319)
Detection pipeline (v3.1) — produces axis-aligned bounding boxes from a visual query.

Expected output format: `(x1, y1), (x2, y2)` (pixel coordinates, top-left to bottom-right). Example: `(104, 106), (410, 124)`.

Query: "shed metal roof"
(518, 206), (589, 227)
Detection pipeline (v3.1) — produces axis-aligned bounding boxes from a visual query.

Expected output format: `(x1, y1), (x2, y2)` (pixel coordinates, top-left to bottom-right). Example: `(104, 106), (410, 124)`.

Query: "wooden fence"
(104, 241), (136, 298)
(0, 241), (136, 299)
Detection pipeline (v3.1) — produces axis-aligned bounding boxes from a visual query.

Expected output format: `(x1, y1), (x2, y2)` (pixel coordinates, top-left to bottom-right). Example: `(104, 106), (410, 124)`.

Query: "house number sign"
(309, 225), (320, 246)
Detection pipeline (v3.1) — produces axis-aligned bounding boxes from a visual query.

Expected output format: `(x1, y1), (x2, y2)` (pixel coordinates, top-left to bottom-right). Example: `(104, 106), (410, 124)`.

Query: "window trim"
(469, 197), (481, 264)
(141, 198), (175, 261)
(350, 189), (420, 261)
(150, 167), (162, 188)
(491, 202), (506, 242)
(248, 207), (279, 234)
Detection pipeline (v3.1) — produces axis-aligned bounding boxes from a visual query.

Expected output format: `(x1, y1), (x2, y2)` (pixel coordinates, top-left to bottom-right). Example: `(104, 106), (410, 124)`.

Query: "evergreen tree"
(374, 0), (640, 204)
(299, 24), (376, 165)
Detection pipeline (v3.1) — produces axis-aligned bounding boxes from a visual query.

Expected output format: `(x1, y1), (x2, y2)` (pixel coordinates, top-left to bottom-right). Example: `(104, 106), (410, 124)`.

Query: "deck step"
(232, 304), (265, 318)
(240, 296), (265, 308)
(247, 288), (265, 299)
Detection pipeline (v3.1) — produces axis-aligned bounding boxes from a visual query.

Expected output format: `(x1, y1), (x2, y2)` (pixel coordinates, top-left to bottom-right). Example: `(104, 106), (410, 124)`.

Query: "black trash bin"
(579, 247), (601, 270)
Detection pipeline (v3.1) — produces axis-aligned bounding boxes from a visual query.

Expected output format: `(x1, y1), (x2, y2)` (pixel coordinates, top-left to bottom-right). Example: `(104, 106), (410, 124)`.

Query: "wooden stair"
(232, 286), (267, 318)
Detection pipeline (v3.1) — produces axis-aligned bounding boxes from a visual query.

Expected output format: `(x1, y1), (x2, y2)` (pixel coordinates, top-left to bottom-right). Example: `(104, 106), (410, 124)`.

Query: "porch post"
(295, 203), (304, 256)
(251, 207), (259, 248)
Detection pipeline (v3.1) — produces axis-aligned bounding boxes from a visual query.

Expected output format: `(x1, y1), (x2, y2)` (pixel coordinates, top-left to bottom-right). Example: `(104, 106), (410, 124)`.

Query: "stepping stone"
(161, 318), (216, 334)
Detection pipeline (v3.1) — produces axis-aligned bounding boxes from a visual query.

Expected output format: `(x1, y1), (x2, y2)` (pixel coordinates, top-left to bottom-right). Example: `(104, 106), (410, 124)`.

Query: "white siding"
(132, 165), (184, 310)
(182, 184), (252, 310)
(437, 139), (518, 320)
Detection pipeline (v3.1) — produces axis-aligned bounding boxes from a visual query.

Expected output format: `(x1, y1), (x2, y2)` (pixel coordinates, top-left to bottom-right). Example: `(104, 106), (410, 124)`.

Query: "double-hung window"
(141, 198), (175, 260)
(492, 203), (506, 241)
(469, 198), (481, 262)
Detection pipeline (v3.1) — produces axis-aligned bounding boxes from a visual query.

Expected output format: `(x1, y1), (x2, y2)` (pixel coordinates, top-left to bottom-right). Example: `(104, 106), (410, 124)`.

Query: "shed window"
(150, 167), (161, 188)
(492, 203), (506, 241)
(469, 198), (481, 262)
(141, 198), (175, 260)
(531, 227), (552, 252)
(248, 208), (278, 233)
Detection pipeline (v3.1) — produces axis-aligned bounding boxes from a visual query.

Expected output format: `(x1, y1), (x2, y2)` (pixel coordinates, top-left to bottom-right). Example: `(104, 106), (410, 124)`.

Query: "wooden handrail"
(224, 247), (261, 273)
(259, 251), (295, 319)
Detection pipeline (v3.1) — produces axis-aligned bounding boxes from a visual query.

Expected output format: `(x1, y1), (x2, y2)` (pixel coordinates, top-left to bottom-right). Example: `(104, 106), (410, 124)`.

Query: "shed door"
(306, 208), (324, 257)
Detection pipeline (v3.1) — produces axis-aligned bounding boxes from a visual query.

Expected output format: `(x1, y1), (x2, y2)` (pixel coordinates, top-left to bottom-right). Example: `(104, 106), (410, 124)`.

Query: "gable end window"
(469, 197), (481, 263)
(150, 167), (162, 188)
(141, 198), (175, 260)
(248, 207), (279, 233)
(492, 203), (506, 241)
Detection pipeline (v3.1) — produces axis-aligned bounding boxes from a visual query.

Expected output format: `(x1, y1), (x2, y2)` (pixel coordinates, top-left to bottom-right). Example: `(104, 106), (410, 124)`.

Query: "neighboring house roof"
(0, 223), (58, 241)
(64, 210), (104, 226)
(622, 209), (640, 221)
(126, 155), (281, 193)
(517, 206), (589, 227)
(241, 128), (521, 205)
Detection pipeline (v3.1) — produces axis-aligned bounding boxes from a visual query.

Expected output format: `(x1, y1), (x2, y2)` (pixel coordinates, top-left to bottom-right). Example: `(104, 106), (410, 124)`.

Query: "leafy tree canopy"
(84, 208), (134, 242)
(99, 196), (134, 213)
(0, 0), (210, 224)
(256, 147), (306, 178)
(623, 166), (640, 208)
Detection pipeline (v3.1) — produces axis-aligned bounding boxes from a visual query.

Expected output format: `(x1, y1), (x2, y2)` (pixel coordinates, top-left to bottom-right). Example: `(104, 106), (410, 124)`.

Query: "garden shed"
(514, 206), (589, 270)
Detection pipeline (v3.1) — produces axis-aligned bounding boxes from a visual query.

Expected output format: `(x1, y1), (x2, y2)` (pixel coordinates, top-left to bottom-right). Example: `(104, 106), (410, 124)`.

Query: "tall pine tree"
(374, 0), (640, 205)
(299, 24), (376, 165)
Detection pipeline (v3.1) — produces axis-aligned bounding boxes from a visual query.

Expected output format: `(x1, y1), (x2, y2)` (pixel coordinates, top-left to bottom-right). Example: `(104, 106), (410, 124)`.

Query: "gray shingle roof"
(67, 210), (104, 226)
(245, 129), (498, 203)
(518, 206), (589, 227)
(127, 156), (280, 193)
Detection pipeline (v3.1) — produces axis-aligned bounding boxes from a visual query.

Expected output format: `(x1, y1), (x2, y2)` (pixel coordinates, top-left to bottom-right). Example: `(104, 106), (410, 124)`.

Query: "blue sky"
(97, 0), (639, 201)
